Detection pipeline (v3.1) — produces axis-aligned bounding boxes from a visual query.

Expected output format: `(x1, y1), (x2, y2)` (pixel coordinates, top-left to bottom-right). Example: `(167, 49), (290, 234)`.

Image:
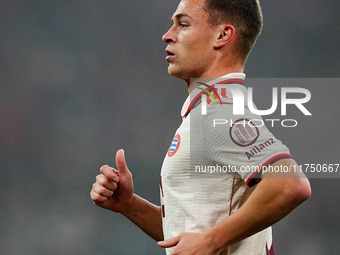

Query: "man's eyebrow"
(171, 13), (193, 21)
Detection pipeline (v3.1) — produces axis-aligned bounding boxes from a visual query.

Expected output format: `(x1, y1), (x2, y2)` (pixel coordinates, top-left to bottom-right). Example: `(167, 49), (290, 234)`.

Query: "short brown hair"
(204, 0), (263, 61)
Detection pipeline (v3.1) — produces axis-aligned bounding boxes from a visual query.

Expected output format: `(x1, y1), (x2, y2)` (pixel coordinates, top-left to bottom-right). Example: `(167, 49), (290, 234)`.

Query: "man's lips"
(165, 50), (175, 61)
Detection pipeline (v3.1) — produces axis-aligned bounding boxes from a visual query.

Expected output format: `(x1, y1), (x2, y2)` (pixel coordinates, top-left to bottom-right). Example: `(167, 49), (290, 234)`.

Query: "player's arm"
(158, 158), (311, 254)
(205, 158), (311, 249)
(90, 149), (164, 241)
(119, 194), (164, 242)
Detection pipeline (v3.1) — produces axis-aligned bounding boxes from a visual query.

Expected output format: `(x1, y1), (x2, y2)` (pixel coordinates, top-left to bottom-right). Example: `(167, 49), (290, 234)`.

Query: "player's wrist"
(203, 227), (227, 252)
(205, 226), (229, 252)
(116, 193), (138, 215)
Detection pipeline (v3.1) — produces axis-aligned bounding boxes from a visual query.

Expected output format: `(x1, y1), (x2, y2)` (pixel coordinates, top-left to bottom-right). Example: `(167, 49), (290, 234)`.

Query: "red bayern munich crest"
(168, 134), (181, 157)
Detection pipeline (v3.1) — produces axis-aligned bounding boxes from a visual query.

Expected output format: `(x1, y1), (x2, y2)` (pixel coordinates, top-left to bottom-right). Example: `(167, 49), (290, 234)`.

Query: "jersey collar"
(181, 73), (246, 118)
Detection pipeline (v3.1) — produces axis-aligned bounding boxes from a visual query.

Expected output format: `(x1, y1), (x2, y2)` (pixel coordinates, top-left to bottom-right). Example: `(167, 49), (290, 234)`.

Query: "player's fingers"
(100, 165), (119, 182)
(90, 189), (109, 204)
(158, 234), (181, 248)
(92, 182), (114, 197)
(96, 174), (118, 191)
(116, 149), (130, 175)
(110, 167), (119, 175)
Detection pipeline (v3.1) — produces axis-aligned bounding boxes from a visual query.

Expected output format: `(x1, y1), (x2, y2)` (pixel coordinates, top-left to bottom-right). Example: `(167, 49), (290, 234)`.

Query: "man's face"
(162, 0), (218, 80)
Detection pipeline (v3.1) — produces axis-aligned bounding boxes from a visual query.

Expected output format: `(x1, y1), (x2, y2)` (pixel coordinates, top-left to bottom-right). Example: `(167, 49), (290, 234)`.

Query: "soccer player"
(90, 0), (311, 254)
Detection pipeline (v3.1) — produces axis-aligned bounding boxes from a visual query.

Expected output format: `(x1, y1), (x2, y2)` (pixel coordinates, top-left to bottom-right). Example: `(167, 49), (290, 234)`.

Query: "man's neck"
(185, 66), (244, 94)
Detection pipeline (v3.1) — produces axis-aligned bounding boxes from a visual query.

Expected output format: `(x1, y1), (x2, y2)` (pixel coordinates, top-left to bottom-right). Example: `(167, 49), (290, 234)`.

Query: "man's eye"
(180, 23), (188, 28)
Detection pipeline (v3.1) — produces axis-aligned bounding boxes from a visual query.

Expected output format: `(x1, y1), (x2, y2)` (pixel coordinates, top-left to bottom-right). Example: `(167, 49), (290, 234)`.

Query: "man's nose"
(162, 27), (176, 44)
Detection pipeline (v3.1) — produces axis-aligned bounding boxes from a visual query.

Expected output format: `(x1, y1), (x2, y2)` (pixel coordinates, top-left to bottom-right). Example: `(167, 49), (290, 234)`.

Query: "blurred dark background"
(0, 1), (339, 254)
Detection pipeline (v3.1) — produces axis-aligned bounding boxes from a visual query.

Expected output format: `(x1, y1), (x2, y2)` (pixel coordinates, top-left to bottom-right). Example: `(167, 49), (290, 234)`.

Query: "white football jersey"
(160, 73), (290, 255)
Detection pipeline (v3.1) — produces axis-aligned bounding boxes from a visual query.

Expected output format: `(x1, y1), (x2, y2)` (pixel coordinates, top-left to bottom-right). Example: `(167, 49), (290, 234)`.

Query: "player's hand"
(90, 149), (134, 213)
(158, 232), (221, 255)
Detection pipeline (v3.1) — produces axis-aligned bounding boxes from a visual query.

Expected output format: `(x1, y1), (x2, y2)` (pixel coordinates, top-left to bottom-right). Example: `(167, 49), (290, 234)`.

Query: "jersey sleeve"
(194, 102), (292, 187)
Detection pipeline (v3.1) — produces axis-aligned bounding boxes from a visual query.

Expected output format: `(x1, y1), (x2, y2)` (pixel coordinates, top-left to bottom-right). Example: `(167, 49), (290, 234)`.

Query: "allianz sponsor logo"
(245, 138), (275, 160)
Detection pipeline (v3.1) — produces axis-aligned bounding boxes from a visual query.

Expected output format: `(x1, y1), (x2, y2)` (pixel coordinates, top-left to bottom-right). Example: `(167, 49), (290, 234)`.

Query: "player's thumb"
(115, 149), (129, 175)
(158, 235), (180, 248)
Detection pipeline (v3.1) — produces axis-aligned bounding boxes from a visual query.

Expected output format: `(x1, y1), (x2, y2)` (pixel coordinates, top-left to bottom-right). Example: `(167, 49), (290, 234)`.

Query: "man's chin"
(167, 66), (188, 80)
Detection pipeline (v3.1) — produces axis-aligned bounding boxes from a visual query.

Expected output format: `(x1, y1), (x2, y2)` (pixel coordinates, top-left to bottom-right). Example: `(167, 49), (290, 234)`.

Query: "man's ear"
(214, 25), (235, 49)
